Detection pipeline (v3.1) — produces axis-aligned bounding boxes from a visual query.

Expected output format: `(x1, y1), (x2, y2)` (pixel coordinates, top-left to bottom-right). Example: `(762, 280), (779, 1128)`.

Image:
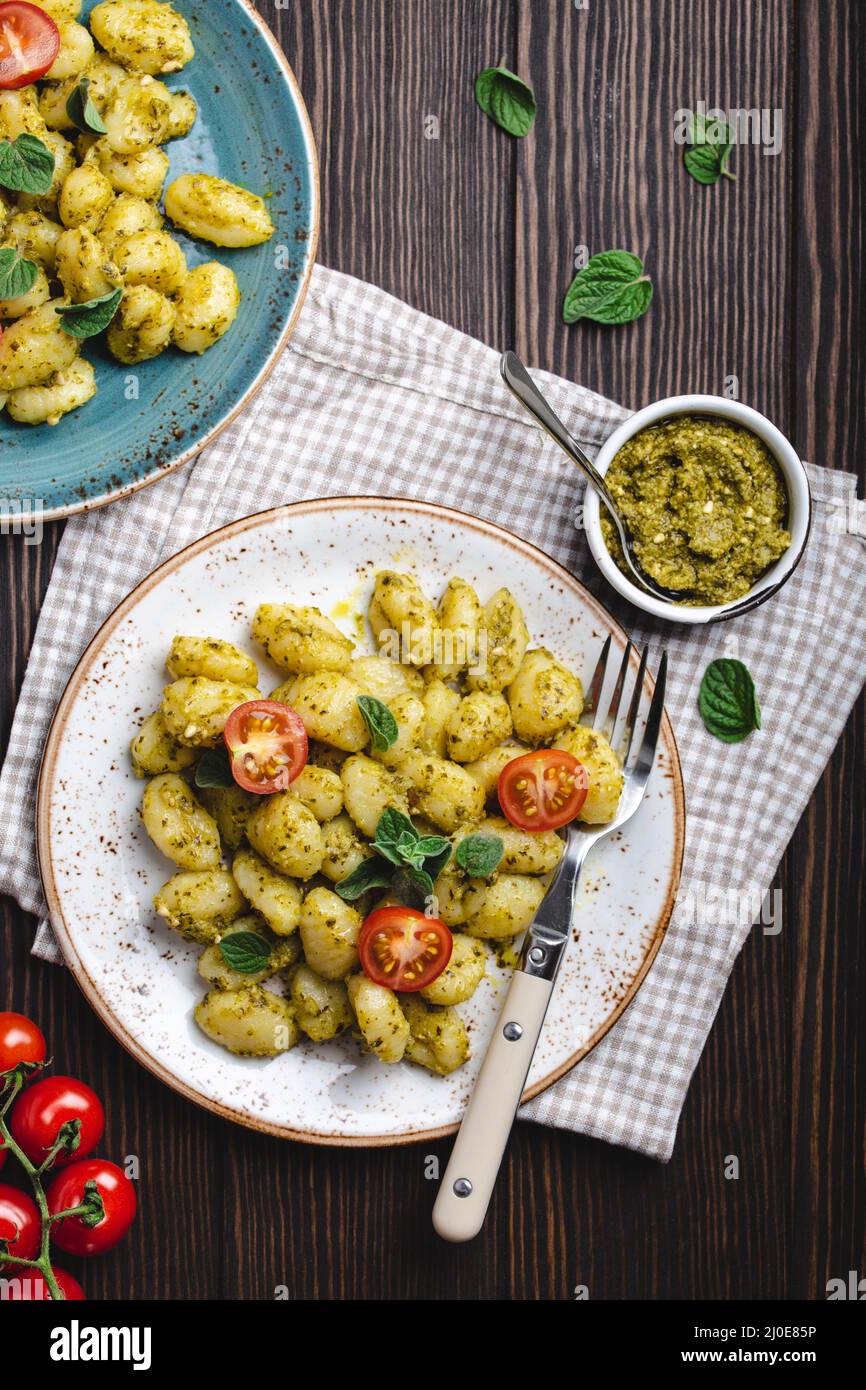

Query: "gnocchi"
(231, 847), (302, 937)
(171, 262), (240, 354)
(194, 985), (297, 1058)
(140, 773), (221, 870)
(253, 604), (354, 675)
(5, 356), (96, 425)
(164, 173), (274, 248)
(106, 284), (175, 364)
(134, 572), (624, 1079)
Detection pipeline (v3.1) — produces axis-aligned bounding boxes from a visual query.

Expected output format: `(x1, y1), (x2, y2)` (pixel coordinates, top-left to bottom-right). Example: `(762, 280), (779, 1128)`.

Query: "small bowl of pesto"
(584, 396), (812, 624)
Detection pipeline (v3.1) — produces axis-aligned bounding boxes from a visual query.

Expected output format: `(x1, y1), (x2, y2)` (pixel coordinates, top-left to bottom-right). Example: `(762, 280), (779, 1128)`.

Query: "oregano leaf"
(0, 246), (38, 301)
(357, 695), (398, 752)
(56, 288), (123, 339)
(65, 77), (107, 136)
(455, 833), (504, 878)
(0, 134), (55, 196)
(219, 932), (271, 975)
(335, 856), (394, 901)
(194, 745), (234, 789)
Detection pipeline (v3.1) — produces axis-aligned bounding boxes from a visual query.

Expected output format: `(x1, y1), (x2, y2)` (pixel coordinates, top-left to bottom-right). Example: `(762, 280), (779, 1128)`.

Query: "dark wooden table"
(2, 0), (863, 1301)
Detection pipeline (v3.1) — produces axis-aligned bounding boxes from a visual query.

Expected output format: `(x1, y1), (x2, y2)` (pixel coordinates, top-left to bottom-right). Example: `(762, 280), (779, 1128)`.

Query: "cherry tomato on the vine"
(0, 1012), (46, 1072)
(47, 1158), (136, 1256)
(223, 700), (308, 793)
(359, 907), (453, 992)
(498, 749), (589, 831)
(0, 1263), (85, 1299)
(10, 1075), (105, 1169)
(0, 1183), (40, 1261)
(0, 2), (60, 89)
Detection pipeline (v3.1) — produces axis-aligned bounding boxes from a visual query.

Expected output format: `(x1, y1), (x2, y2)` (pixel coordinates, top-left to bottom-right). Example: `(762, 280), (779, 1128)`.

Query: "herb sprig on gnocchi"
(0, 0), (275, 426)
(132, 573), (624, 1075)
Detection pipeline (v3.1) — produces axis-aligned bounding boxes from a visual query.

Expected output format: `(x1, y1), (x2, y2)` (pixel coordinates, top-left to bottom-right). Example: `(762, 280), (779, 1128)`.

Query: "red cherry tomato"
(10, 1075), (105, 1169)
(223, 700), (308, 794)
(47, 1158), (136, 1256)
(0, 1012), (46, 1072)
(359, 907), (453, 992)
(0, 2), (60, 89)
(498, 749), (589, 831)
(0, 1264), (84, 1299)
(0, 1183), (40, 1261)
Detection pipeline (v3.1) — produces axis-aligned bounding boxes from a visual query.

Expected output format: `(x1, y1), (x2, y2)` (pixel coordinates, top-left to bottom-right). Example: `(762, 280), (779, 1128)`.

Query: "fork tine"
(620, 644), (649, 764)
(601, 640), (633, 736)
(583, 635), (611, 720)
(629, 650), (668, 782)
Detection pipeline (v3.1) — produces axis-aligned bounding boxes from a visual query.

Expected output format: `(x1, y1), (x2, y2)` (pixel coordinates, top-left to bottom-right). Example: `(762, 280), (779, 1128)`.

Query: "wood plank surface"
(0, 0), (863, 1300)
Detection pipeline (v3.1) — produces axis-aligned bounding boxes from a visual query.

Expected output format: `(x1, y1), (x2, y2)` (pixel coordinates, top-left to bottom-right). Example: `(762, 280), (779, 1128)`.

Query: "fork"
(432, 638), (668, 1242)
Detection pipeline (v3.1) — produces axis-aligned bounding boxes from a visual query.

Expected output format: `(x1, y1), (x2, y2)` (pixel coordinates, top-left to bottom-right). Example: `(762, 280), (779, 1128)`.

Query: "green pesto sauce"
(600, 416), (792, 606)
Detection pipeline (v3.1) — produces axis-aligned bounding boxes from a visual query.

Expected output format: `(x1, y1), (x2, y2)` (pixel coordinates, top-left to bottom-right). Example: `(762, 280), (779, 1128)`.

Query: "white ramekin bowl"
(583, 395), (812, 625)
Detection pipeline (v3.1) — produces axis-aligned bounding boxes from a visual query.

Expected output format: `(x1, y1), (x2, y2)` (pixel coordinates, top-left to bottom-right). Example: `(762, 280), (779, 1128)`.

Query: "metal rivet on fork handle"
(503, 1022), (523, 1041)
(453, 1178), (473, 1198)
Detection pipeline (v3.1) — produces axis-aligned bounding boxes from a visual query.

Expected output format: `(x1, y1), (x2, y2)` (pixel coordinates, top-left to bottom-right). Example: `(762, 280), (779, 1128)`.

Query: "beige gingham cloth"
(2, 265), (865, 1160)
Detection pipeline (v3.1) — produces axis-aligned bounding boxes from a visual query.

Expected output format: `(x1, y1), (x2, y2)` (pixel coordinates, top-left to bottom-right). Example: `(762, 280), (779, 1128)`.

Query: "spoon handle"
(500, 352), (620, 517)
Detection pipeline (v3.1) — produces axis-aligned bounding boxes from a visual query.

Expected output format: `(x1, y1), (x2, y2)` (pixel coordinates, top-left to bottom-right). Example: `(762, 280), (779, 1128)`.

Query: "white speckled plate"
(37, 499), (685, 1146)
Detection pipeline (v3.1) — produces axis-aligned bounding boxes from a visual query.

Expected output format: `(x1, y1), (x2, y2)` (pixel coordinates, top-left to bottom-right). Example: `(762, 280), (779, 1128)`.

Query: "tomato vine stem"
(0, 1063), (92, 1301)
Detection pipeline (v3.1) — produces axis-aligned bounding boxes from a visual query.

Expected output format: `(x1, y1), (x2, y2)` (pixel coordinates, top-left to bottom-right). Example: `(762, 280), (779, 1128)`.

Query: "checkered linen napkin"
(2, 264), (865, 1161)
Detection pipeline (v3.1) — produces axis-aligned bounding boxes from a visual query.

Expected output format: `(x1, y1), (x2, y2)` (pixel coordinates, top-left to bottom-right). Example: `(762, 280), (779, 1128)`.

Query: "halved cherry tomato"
(498, 749), (589, 831)
(10, 1075), (104, 1169)
(223, 700), (308, 794)
(0, 1012), (46, 1072)
(0, 1183), (40, 1261)
(47, 1158), (136, 1257)
(359, 907), (453, 992)
(0, 2), (60, 89)
(0, 1264), (84, 1299)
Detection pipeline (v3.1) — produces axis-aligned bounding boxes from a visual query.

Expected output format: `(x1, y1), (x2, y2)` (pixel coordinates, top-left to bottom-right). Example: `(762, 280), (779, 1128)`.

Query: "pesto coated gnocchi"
(133, 571), (623, 1076)
(0, 0), (275, 427)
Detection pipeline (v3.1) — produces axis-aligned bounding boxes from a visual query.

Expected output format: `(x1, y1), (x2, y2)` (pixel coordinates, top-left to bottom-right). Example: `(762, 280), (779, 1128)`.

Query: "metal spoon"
(499, 352), (694, 603)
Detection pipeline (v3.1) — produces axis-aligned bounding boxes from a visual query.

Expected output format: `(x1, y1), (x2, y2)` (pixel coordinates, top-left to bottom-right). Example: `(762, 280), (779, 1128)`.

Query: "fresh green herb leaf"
(65, 77), (107, 136)
(0, 246), (38, 302)
(683, 112), (736, 185)
(194, 745), (234, 789)
(396, 829), (420, 860)
(456, 833), (504, 878)
(698, 658), (761, 743)
(373, 807), (418, 864)
(0, 133), (55, 196)
(405, 864), (435, 898)
(335, 856), (394, 901)
(683, 141), (735, 183)
(56, 287), (123, 339)
(423, 843), (453, 880)
(219, 931), (271, 975)
(373, 808), (451, 883)
(356, 695), (399, 752)
(413, 834), (451, 860)
(475, 66), (536, 137)
(389, 866), (429, 909)
(562, 250), (653, 325)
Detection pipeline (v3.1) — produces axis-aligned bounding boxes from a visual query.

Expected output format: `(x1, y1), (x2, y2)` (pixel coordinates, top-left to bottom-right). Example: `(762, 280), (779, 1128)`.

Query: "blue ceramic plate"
(0, 0), (318, 522)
